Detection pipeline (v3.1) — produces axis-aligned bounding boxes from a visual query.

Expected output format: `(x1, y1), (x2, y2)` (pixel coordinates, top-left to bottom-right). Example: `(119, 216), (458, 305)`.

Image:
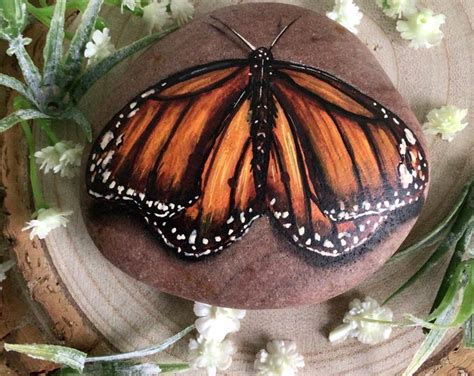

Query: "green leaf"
(85, 325), (194, 363)
(464, 315), (474, 348)
(159, 362), (190, 373)
(0, 0), (28, 38)
(12, 40), (43, 100)
(62, 107), (92, 142)
(42, 0), (66, 86)
(429, 186), (474, 312)
(384, 240), (453, 305)
(389, 183), (470, 263)
(0, 73), (36, 104)
(426, 261), (465, 321)
(402, 285), (466, 376)
(26, 0), (86, 29)
(70, 26), (178, 103)
(4, 343), (87, 372)
(384, 185), (474, 305)
(25, 2), (52, 28)
(53, 362), (190, 375)
(0, 109), (50, 132)
(449, 261), (474, 326)
(61, 0), (104, 87)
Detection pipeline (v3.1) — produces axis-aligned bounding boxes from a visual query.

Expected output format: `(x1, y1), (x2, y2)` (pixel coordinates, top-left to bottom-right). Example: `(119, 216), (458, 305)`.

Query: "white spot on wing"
(404, 128), (417, 145)
(100, 131), (114, 149)
(399, 164), (414, 188)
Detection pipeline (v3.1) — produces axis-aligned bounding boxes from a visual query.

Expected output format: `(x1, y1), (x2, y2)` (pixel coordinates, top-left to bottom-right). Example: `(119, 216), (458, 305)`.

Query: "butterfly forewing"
(87, 61), (249, 221)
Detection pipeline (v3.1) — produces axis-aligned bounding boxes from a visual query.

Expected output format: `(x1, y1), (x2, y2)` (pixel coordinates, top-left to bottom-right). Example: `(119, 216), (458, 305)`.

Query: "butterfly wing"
(266, 62), (428, 257)
(87, 60), (260, 256)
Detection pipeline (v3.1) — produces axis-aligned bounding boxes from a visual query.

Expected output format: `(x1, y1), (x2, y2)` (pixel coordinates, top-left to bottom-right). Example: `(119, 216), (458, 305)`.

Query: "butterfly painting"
(86, 18), (429, 259)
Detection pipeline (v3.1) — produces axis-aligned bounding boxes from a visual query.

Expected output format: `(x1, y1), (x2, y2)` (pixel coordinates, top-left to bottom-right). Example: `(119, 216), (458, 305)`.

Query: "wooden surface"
(1, 0), (473, 375)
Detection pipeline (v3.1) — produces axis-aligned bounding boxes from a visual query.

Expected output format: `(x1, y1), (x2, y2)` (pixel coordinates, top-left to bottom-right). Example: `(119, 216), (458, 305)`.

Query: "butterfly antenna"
(269, 17), (301, 50)
(210, 16), (256, 51)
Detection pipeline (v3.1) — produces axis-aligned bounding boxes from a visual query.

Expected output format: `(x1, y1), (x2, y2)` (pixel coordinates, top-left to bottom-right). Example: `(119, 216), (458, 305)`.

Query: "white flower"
(396, 8), (445, 49)
(376, 0), (418, 19)
(35, 141), (84, 178)
(169, 0), (194, 26)
(84, 28), (115, 65)
(193, 302), (246, 341)
(22, 208), (73, 240)
(254, 340), (304, 376)
(121, 0), (138, 13)
(0, 260), (15, 283)
(329, 297), (393, 345)
(188, 335), (235, 376)
(326, 0), (363, 34)
(142, 0), (171, 34)
(423, 105), (468, 142)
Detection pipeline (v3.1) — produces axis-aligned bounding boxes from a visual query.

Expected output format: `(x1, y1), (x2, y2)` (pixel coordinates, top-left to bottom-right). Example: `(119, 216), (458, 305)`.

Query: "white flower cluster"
(35, 141), (84, 179)
(376, 0), (446, 49)
(329, 297), (393, 345)
(254, 340), (305, 376)
(326, 0), (363, 34)
(84, 28), (115, 66)
(376, 0), (417, 19)
(121, 0), (138, 12)
(188, 336), (235, 376)
(188, 302), (305, 376)
(141, 0), (195, 34)
(22, 208), (73, 240)
(84, 0), (195, 63)
(188, 302), (245, 376)
(423, 105), (468, 142)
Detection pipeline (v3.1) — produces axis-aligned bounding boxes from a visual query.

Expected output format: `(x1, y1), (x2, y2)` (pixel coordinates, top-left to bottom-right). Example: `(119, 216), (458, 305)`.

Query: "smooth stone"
(81, 3), (429, 309)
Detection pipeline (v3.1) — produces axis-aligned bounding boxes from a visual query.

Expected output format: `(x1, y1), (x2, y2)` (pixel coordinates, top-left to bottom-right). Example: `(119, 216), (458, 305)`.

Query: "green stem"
(350, 317), (409, 327)
(37, 118), (60, 144)
(20, 121), (46, 212)
(351, 316), (459, 330)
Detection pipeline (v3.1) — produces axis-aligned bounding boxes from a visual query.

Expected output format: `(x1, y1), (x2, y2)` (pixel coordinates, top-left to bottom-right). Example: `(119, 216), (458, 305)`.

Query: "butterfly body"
(87, 21), (428, 259)
(248, 47), (277, 202)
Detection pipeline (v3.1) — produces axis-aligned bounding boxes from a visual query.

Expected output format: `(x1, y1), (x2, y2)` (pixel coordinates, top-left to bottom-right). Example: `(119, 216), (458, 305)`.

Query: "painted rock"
(82, 3), (429, 308)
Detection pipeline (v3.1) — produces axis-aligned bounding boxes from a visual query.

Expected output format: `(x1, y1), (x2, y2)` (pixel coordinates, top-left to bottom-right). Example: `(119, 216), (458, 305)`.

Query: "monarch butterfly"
(87, 18), (428, 259)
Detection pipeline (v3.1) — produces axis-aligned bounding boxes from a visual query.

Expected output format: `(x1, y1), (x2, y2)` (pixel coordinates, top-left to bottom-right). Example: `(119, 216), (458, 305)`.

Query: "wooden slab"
(1, 0), (473, 374)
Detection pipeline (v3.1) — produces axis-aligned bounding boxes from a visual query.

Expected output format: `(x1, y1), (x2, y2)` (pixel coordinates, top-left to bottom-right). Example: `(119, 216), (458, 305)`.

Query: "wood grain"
(1, 0), (473, 374)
